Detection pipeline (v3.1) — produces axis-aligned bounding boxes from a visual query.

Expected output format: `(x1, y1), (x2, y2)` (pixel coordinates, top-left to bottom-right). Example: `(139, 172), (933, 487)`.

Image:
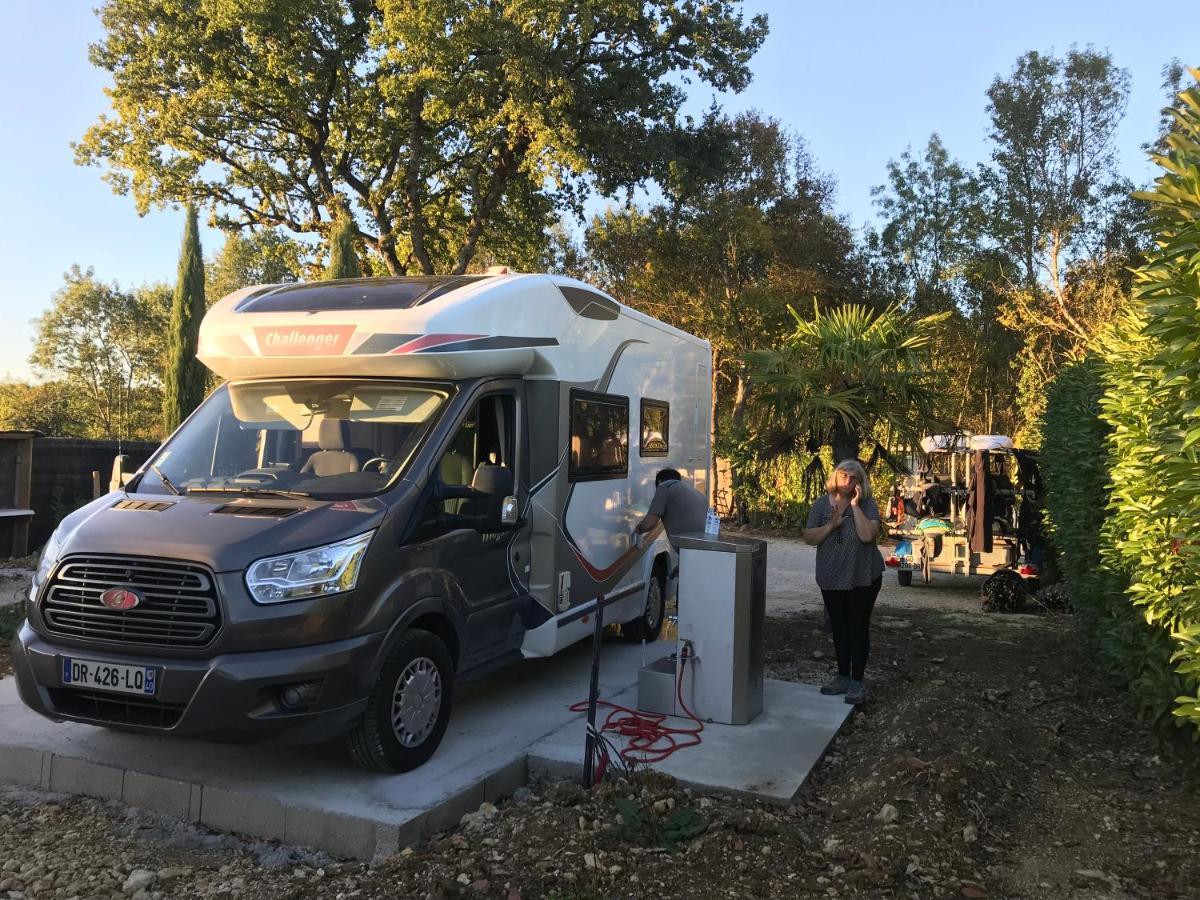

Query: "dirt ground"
(2, 542), (1200, 899)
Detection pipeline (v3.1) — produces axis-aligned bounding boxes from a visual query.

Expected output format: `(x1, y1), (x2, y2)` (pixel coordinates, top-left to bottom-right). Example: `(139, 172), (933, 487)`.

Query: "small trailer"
(885, 434), (1043, 597)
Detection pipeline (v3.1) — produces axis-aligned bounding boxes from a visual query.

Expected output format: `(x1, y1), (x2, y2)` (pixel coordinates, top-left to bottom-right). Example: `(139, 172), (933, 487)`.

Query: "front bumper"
(11, 622), (385, 744)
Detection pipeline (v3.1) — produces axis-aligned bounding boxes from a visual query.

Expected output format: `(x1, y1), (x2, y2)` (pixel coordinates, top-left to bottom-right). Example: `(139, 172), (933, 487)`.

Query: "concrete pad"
(528, 679), (853, 804)
(0, 636), (848, 858)
(0, 638), (671, 860)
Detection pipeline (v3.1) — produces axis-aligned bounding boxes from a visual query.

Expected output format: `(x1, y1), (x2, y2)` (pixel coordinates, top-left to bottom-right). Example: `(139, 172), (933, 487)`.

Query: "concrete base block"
(284, 807), (393, 862)
(49, 755), (124, 800)
(200, 786), (287, 842)
(0, 745), (49, 788)
(123, 771), (199, 822)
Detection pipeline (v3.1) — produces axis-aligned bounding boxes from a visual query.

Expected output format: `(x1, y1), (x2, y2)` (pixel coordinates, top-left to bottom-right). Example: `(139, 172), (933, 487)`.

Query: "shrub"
(1099, 69), (1200, 733)
(1041, 357), (1113, 621)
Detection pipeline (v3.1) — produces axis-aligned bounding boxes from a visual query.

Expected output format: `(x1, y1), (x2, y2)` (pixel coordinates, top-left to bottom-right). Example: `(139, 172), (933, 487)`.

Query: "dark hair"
(655, 468), (682, 486)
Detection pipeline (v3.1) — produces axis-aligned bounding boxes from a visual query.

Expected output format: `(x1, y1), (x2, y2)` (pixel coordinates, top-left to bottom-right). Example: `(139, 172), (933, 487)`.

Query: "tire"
(347, 629), (454, 773)
(623, 564), (666, 642)
(897, 569), (913, 587)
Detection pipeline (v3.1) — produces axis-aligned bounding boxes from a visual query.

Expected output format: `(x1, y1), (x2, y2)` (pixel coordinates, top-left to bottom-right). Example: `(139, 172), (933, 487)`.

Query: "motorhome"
(13, 273), (712, 772)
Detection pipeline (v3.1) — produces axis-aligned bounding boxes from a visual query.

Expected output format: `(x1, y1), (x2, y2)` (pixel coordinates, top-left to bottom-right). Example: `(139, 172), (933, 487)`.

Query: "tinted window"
(236, 277), (481, 313)
(640, 399), (669, 457)
(569, 391), (628, 482)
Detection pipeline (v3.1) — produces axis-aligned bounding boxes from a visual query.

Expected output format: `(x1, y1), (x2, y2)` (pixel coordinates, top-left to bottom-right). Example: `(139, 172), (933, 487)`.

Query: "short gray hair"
(826, 458), (872, 500)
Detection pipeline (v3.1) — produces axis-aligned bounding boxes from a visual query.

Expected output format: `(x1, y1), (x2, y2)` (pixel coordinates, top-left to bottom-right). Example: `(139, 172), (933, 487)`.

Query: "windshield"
(138, 380), (449, 499)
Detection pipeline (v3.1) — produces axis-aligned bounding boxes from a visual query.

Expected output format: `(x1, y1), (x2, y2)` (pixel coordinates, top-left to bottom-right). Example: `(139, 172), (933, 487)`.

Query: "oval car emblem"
(100, 587), (142, 610)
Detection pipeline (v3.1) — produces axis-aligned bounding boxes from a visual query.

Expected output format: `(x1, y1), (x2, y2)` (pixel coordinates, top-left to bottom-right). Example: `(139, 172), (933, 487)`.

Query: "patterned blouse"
(806, 493), (886, 590)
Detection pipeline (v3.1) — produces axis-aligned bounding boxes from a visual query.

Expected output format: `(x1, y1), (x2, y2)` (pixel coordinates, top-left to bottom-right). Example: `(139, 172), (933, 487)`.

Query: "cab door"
(423, 382), (530, 664)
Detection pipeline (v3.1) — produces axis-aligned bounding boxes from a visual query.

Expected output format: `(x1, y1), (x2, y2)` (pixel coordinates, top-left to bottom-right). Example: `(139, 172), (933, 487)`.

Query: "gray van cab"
(11, 274), (711, 771)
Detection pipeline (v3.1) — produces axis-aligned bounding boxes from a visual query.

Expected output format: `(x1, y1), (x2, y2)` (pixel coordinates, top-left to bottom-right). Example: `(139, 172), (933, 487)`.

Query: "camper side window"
(640, 399), (669, 457)
(569, 390), (628, 482)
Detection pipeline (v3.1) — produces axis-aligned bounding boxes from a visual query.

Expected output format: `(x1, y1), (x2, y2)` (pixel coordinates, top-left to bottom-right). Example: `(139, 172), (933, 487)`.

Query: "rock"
(961, 886), (986, 898)
(962, 823), (978, 843)
(583, 853), (597, 869)
(811, 650), (826, 660)
(121, 871), (155, 895)
(874, 804), (900, 824)
(652, 800), (669, 813)
(400, 848), (414, 858)
(823, 838), (841, 855)
(469, 879), (490, 893)
(1072, 869), (1115, 887)
(699, 798), (713, 809)
(460, 802), (499, 833)
(155, 868), (190, 882)
(456, 873), (471, 885)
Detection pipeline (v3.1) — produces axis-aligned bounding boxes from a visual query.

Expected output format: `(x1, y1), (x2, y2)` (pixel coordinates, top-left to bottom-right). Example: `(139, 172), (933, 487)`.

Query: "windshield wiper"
(150, 464), (182, 496)
(187, 486), (313, 499)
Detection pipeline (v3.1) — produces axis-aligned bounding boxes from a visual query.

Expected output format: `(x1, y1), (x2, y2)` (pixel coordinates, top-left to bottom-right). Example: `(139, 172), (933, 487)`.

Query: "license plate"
(61, 657), (157, 696)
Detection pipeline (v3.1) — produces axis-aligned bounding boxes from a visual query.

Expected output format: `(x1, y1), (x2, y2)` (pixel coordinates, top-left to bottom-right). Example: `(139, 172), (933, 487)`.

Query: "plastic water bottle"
(704, 506), (720, 537)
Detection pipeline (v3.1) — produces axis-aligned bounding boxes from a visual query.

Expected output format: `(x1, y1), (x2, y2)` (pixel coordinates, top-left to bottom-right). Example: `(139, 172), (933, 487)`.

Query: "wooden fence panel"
(28, 438), (160, 551)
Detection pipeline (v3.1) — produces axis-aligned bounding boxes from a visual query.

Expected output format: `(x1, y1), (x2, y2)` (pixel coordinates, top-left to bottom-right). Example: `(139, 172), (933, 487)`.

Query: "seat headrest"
(470, 463), (513, 496)
(318, 419), (346, 451)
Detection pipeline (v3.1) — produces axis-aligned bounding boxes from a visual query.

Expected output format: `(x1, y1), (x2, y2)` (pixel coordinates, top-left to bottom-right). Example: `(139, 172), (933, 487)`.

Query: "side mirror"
(110, 455), (135, 492)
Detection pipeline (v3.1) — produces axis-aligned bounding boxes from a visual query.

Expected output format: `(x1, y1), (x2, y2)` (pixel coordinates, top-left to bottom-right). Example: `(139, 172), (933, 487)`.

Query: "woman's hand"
(851, 484), (863, 507)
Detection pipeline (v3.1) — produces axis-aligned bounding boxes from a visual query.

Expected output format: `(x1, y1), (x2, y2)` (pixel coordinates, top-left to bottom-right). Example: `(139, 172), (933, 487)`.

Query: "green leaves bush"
(1044, 69), (1200, 735)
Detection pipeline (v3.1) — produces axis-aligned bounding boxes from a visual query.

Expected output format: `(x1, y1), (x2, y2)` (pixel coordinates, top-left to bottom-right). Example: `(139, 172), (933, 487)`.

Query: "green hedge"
(1042, 69), (1200, 735)
(1041, 357), (1113, 619)
(1103, 70), (1200, 733)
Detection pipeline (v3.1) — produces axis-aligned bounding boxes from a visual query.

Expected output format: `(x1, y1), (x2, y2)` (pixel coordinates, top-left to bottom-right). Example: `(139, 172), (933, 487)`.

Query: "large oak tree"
(77, 0), (767, 275)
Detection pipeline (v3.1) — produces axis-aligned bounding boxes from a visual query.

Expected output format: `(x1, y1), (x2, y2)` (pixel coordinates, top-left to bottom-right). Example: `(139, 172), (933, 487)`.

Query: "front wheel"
(623, 566), (666, 642)
(897, 569), (913, 587)
(347, 629), (454, 773)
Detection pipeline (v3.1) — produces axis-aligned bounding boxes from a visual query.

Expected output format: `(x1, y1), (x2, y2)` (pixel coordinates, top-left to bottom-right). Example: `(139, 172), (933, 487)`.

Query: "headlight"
(245, 531), (374, 604)
(33, 529), (64, 594)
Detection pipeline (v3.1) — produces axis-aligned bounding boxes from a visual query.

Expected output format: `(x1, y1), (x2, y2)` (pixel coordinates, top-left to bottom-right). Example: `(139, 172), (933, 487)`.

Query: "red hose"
(569, 644), (703, 766)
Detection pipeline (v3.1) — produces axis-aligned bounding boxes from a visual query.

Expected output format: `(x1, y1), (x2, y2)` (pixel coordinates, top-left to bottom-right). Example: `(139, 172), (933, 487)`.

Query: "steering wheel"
(362, 457), (390, 474)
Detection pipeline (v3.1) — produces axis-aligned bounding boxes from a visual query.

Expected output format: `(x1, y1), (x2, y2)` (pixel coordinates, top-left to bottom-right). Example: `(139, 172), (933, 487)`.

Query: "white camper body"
(199, 273), (713, 658)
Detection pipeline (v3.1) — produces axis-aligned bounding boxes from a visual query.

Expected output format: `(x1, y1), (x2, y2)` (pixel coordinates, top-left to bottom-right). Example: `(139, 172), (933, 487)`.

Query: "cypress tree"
(163, 204), (207, 433)
(326, 209), (361, 279)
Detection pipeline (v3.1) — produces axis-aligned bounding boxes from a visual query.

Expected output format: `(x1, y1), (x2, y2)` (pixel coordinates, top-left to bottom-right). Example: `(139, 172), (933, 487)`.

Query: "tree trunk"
(830, 417), (862, 466)
(728, 373), (751, 525)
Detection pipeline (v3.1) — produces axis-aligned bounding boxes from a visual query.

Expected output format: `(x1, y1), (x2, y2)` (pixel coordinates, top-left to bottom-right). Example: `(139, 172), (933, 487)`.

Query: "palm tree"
(745, 300), (951, 489)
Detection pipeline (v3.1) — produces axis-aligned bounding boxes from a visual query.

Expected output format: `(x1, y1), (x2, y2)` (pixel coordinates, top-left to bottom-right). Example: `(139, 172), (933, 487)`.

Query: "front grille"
(47, 687), (186, 728)
(42, 555), (221, 648)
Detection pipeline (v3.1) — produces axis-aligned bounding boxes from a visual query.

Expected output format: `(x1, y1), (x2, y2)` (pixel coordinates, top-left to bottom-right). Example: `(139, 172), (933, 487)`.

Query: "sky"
(0, 0), (1191, 379)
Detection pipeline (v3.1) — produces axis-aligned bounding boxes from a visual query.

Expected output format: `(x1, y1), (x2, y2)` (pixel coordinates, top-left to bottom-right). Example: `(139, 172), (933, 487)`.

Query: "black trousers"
(821, 577), (882, 681)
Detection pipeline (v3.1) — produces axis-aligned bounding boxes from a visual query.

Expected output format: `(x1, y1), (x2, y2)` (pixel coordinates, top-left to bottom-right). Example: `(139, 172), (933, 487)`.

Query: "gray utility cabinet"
(638, 532), (767, 725)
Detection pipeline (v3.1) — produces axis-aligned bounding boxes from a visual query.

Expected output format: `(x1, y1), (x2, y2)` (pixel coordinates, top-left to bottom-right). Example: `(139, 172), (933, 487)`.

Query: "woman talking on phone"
(803, 459), (885, 704)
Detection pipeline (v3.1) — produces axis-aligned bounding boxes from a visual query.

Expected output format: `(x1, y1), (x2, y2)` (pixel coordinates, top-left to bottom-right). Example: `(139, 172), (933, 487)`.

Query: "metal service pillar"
(638, 533), (766, 725)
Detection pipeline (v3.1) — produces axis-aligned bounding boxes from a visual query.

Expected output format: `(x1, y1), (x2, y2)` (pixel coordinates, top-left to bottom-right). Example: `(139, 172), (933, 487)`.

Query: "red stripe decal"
(567, 523), (664, 582)
(389, 333), (483, 354)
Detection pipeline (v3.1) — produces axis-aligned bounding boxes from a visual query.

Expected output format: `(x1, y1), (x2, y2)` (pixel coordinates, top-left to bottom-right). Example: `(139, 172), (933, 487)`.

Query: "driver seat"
(301, 420), (359, 476)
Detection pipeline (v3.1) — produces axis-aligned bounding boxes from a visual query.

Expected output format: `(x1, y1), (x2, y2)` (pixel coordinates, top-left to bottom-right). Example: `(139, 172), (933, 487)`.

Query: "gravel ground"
(759, 532), (986, 615)
(2, 543), (1199, 899)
